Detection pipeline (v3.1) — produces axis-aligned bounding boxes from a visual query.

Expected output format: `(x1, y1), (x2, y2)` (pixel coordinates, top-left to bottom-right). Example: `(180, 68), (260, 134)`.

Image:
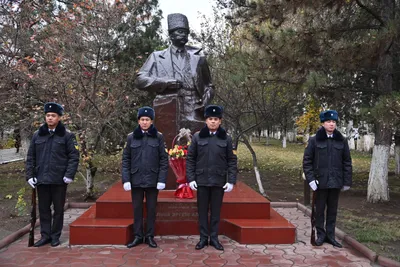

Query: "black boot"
(145, 237), (157, 248)
(315, 236), (326, 246)
(127, 237), (143, 248)
(51, 239), (60, 247)
(327, 237), (342, 248)
(209, 238), (224, 251)
(195, 239), (208, 250)
(33, 238), (51, 247)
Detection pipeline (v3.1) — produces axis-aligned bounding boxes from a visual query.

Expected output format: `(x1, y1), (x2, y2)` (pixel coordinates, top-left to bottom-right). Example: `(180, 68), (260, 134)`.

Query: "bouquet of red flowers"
(169, 129), (193, 199)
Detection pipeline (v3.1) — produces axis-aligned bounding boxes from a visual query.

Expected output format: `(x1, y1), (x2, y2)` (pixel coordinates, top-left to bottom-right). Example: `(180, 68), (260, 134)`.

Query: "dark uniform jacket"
(186, 126), (237, 187)
(122, 125), (168, 188)
(303, 127), (352, 189)
(26, 122), (79, 185)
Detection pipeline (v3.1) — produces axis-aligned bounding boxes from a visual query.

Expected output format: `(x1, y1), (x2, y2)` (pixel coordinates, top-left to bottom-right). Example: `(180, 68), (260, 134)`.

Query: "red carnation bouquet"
(169, 128), (193, 199)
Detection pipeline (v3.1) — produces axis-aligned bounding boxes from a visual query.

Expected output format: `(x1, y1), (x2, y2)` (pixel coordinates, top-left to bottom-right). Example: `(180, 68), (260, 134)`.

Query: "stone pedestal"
(153, 96), (178, 190)
(153, 95), (204, 190)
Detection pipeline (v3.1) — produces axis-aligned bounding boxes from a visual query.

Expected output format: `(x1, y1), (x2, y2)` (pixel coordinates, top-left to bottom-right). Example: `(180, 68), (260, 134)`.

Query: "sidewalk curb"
(377, 256), (400, 267)
(271, 202), (297, 208)
(295, 202), (399, 266)
(344, 235), (377, 262)
(0, 202), (94, 251)
(68, 202), (95, 209)
(0, 219), (39, 250)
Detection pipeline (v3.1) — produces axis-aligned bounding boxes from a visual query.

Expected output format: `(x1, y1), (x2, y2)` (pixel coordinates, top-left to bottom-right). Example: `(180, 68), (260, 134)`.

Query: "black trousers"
(130, 187), (159, 238)
(315, 188), (340, 240)
(37, 184), (67, 241)
(197, 186), (225, 241)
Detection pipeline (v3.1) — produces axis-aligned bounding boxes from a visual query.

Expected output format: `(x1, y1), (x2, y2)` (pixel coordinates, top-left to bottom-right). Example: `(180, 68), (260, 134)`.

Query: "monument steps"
(70, 181), (296, 245)
(221, 210), (296, 244)
(69, 205), (133, 245)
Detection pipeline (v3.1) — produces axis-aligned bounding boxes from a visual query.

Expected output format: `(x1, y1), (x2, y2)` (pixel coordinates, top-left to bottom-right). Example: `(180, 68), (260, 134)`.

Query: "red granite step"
(95, 182), (270, 220)
(221, 209), (296, 244)
(69, 205), (133, 245)
(69, 181), (296, 245)
(70, 208), (295, 245)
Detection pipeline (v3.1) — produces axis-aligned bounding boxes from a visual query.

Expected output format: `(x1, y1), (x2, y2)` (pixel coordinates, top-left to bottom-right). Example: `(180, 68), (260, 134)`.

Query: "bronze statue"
(136, 13), (214, 130)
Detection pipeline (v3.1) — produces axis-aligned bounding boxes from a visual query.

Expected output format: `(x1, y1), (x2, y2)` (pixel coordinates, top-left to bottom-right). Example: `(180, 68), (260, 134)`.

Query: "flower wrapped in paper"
(168, 128), (193, 199)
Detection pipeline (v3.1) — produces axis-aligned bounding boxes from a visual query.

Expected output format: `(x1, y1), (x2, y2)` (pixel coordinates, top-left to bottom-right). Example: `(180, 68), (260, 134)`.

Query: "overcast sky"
(158, 0), (214, 37)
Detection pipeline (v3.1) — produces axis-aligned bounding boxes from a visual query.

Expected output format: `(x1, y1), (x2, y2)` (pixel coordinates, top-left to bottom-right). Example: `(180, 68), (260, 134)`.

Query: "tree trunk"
(242, 135), (267, 197)
(282, 128), (287, 148)
(86, 167), (94, 197)
(79, 131), (97, 200)
(368, 0), (394, 202)
(304, 132), (310, 146)
(346, 120), (353, 139)
(395, 130), (400, 175)
(367, 123), (391, 203)
(266, 128), (270, 146)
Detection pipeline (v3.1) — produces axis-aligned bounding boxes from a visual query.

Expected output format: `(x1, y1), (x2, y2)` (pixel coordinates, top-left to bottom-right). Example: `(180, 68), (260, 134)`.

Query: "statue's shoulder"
(153, 48), (167, 55)
(150, 47), (170, 59)
(186, 45), (204, 56)
(152, 47), (169, 56)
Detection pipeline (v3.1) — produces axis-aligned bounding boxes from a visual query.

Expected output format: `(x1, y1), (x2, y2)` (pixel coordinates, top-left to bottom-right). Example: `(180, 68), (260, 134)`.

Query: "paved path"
(0, 207), (376, 267)
(0, 148), (23, 165)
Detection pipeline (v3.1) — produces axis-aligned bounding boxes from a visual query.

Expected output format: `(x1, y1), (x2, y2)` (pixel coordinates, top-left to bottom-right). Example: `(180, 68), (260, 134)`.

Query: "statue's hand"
(166, 79), (182, 89)
(202, 90), (211, 105)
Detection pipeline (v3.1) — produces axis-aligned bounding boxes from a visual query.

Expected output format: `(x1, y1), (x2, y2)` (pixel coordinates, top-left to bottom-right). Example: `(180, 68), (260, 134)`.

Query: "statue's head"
(168, 13), (189, 48)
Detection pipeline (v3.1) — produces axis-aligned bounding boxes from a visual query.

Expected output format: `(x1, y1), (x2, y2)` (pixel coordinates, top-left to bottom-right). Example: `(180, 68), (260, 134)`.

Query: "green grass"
(0, 161), (27, 199)
(0, 153), (122, 205)
(237, 139), (304, 175)
(237, 139), (399, 193)
(340, 209), (400, 262)
(237, 138), (390, 173)
(341, 210), (400, 243)
(238, 138), (400, 262)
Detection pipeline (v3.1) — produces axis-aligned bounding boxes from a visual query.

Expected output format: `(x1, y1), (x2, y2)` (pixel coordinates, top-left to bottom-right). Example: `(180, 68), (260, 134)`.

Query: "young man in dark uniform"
(122, 106), (168, 248)
(303, 110), (352, 247)
(186, 105), (237, 251)
(26, 102), (79, 247)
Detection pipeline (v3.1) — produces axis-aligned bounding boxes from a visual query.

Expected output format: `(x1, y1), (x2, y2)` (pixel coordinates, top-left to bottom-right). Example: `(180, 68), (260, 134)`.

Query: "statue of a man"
(136, 13), (214, 129)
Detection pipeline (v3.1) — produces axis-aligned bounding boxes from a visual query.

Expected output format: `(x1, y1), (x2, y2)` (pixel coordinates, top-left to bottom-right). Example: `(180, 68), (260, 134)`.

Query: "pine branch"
(355, 0), (385, 26)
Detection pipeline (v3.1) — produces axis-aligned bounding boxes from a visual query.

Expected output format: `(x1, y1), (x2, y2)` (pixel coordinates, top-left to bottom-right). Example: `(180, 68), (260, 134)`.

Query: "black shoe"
(33, 238), (51, 247)
(315, 236), (326, 246)
(327, 237), (343, 248)
(51, 239), (60, 247)
(145, 237), (157, 248)
(209, 239), (224, 251)
(195, 239), (208, 250)
(127, 237), (143, 248)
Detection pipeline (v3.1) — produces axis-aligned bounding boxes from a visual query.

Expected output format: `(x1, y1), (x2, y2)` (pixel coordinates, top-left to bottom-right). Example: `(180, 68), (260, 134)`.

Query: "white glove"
(63, 177), (73, 184)
(341, 186), (350, 191)
(123, 182), (131, 191)
(223, 183), (234, 192)
(309, 180), (318, 191)
(157, 182), (166, 190)
(189, 181), (197, 191)
(28, 178), (37, 188)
